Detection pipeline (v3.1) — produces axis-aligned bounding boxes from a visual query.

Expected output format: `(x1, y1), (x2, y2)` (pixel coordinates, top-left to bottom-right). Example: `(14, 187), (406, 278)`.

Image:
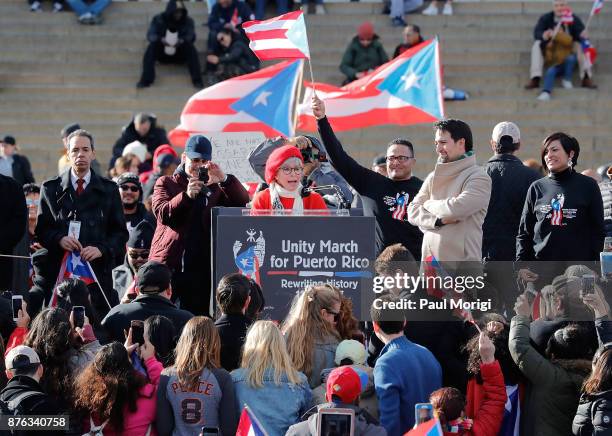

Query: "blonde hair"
(240, 320), (302, 388)
(174, 317), (220, 391)
(282, 285), (341, 378)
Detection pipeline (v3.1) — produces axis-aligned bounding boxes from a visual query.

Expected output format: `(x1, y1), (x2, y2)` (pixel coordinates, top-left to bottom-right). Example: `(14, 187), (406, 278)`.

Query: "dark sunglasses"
(120, 185), (139, 192)
(128, 251), (149, 260)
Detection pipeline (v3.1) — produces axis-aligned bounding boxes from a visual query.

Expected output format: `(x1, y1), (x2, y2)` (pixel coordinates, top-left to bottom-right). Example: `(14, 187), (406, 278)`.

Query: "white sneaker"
(442, 2), (453, 15)
(30, 1), (42, 12)
(562, 79), (573, 89)
(422, 3), (439, 15)
(537, 91), (551, 101)
(315, 4), (326, 15)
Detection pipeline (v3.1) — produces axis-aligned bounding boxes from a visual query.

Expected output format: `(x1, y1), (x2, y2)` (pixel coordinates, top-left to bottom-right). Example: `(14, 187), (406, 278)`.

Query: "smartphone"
(581, 275), (595, 296)
(415, 403), (434, 426)
(72, 306), (85, 328)
(200, 427), (219, 436)
(11, 295), (23, 321)
(130, 320), (145, 345)
(317, 408), (355, 436)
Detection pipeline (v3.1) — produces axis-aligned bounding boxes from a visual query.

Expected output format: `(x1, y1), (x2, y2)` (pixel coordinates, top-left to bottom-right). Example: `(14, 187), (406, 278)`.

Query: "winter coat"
(214, 313), (252, 372)
(101, 293), (193, 344)
(112, 257), (135, 302)
(309, 335), (339, 389)
(509, 315), (592, 436)
(0, 375), (62, 418)
(216, 38), (260, 73)
(5, 154), (35, 187)
(408, 154), (492, 262)
(482, 154), (541, 261)
(83, 356), (163, 436)
(149, 166), (249, 273)
(601, 178), (612, 238)
(340, 35), (388, 81)
(286, 403), (387, 436)
(35, 169), (128, 313)
(232, 367), (311, 436)
(461, 361), (508, 436)
(374, 336), (442, 435)
(574, 390), (612, 436)
(251, 188), (327, 211)
(312, 364), (379, 420)
(125, 202), (156, 235)
(111, 115), (170, 169)
(534, 11), (585, 42)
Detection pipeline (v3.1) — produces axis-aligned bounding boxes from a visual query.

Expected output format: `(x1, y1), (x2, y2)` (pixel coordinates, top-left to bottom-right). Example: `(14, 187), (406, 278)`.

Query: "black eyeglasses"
(385, 156), (413, 163)
(120, 185), (139, 192)
(128, 251), (149, 260)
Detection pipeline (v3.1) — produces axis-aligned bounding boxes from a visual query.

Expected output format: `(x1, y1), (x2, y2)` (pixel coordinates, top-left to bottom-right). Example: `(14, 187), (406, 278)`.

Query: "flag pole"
(87, 261), (113, 310)
(307, 58), (316, 94)
(292, 60), (305, 135)
(584, 10), (595, 32)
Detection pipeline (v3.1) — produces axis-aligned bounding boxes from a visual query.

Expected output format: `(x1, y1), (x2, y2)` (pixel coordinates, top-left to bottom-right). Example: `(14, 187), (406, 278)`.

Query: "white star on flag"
(400, 70), (421, 91)
(71, 253), (83, 270)
(253, 91), (272, 107)
(240, 258), (249, 267)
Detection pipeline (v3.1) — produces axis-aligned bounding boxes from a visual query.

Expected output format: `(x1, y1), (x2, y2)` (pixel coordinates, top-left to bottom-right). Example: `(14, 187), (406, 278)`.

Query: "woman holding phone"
(516, 132), (605, 287)
(156, 317), (238, 436)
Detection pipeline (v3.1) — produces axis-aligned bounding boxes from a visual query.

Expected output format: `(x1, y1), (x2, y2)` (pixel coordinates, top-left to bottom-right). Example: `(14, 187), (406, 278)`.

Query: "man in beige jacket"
(408, 119), (491, 263)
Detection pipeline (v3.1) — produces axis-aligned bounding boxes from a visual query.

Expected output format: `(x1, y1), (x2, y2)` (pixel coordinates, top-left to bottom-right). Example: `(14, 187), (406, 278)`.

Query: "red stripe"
(183, 98), (238, 115)
(253, 48), (308, 61)
(267, 271), (299, 275)
(247, 29), (288, 40)
(306, 80), (385, 99)
(298, 106), (437, 132)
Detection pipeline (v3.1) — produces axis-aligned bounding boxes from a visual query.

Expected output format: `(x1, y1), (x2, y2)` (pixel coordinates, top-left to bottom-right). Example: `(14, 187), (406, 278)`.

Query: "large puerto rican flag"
(243, 11), (310, 60)
(169, 60), (303, 146)
(297, 38), (444, 132)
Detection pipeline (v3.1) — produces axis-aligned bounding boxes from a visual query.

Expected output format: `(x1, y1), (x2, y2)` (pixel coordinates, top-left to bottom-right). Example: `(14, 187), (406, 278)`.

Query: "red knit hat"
(264, 145), (303, 184)
(325, 366), (368, 404)
(357, 22), (374, 40)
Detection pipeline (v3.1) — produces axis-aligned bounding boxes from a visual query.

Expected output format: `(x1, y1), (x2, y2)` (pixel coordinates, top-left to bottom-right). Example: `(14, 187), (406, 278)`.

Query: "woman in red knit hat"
(251, 145), (327, 211)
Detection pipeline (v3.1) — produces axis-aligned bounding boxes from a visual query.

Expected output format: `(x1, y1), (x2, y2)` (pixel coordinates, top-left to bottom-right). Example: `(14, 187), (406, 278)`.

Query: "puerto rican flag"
(169, 60), (303, 146)
(551, 209), (563, 225)
(392, 193), (410, 221)
(297, 38), (444, 132)
(591, 0), (604, 15)
(236, 406), (269, 436)
(561, 7), (574, 24)
(243, 11), (310, 60)
(50, 251), (96, 307)
(404, 419), (444, 436)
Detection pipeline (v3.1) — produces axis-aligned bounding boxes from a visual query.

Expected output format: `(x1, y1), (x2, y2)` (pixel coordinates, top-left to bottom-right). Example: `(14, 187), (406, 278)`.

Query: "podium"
(212, 208), (376, 320)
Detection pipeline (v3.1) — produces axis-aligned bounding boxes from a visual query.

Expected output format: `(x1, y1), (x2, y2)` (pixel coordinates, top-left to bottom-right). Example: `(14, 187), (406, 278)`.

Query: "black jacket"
(601, 178), (612, 238)
(483, 154), (541, 261)
(214, 313), (252, 372)
(125, 203), (156, 235)
(110, 116), (170, 169)
(317, 117), (423, 258)
(534, 11), (585, 42)
(148, 0), (195, 44)
(517, 168), (605, 263)
(216, 39), (260, 73)
(35, 169), (128, 313)
(9, 154), (35, 187)
(0, 175), (27, 291)
(101, 293), (193, 344)
(574, 390), (612, 436)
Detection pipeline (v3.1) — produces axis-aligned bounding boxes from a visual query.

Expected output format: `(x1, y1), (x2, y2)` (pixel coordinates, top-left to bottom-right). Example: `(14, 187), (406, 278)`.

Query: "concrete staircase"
(0, 0), (610, 181)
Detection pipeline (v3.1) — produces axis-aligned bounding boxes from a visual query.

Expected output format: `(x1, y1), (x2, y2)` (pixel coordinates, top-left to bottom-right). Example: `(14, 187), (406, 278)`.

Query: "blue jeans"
(255, 0), (288, 19)
(66, 0), (110, 16)
(542, 54), (576, 93)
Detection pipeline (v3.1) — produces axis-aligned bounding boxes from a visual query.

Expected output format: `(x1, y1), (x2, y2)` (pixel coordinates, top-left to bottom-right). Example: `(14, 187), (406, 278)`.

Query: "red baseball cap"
(325, 366), (367, 404)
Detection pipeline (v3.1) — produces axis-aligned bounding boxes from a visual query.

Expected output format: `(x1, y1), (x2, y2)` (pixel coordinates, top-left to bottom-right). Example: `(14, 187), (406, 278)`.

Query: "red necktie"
(76, 179), (85, 196)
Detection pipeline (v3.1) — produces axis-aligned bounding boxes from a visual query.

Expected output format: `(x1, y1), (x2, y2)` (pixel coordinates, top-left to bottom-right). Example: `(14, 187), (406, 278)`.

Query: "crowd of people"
(1, 87), (612, 435)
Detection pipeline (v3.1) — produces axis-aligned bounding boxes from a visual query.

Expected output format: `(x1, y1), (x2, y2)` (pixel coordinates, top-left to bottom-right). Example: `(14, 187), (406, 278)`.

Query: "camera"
(300, 147), (327, 163)
(198, 166), (209, 183)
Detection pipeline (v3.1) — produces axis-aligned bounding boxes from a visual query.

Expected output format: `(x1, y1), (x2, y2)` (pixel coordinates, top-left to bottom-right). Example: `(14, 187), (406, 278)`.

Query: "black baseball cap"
(137, 261), (171, 294)
(184, 135), (212, 160)
(2, 136), (16, 145)
(61, 123), (81, 139)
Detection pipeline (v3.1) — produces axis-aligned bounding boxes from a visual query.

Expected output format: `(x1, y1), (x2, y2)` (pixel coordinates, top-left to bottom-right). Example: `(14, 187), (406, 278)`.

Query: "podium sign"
(214, 213), (375, 320)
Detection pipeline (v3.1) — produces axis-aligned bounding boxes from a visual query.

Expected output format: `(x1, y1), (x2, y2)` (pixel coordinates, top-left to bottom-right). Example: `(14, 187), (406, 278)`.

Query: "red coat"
(150, 170), (249, 272)
(251, 188), (327, 210)
(450, 361), (507, 436)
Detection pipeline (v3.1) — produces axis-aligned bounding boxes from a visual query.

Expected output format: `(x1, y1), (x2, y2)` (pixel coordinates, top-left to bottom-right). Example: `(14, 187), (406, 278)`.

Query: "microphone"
(304, 184), (350, 209)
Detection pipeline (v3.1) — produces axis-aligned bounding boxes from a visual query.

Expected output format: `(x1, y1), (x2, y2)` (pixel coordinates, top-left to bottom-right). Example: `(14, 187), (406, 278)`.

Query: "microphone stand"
(304, 184), (351, 210)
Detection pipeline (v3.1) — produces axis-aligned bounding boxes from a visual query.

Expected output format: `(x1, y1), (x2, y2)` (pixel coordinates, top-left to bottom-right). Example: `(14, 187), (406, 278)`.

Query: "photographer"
(150, 135), (249, 316)
(248, 135), (353, 209)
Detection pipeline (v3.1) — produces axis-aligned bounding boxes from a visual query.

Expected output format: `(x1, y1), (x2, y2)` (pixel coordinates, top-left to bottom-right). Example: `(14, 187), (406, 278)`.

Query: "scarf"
(269, 182), (303, 212)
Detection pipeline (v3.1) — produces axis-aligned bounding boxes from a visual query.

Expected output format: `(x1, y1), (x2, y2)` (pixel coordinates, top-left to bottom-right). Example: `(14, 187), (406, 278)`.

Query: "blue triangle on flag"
(231, 61), (301, 137)
(376, 41), (443, 119)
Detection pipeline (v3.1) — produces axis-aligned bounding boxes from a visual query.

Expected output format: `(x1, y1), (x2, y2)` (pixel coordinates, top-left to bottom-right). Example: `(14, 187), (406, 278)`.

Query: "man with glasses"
(112, 220), (154, 302)
(116, 172), (156, 236)
(312, 96), (424, 259)
(150, 135), (249, 316)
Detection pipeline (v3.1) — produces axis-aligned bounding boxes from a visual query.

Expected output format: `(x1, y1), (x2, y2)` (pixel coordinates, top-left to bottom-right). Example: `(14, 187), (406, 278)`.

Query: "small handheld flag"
(236, 405), (269, 436)
(243, 11), (310, 61)
(404, 419), (444, 436)
(591, 0), (604, 15)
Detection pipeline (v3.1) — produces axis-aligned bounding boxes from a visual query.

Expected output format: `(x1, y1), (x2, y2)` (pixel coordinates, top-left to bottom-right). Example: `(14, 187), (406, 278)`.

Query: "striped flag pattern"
(243, 11), (310, 60)
(591, 0), (604, 15)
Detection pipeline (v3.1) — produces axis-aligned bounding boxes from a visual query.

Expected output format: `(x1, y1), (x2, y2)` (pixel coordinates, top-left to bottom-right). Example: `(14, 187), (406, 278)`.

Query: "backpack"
(0, 390), (47, 416)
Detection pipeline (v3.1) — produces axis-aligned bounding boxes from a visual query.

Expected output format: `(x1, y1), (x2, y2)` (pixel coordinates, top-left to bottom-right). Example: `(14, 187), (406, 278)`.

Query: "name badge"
(68, 221), (81, 240)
